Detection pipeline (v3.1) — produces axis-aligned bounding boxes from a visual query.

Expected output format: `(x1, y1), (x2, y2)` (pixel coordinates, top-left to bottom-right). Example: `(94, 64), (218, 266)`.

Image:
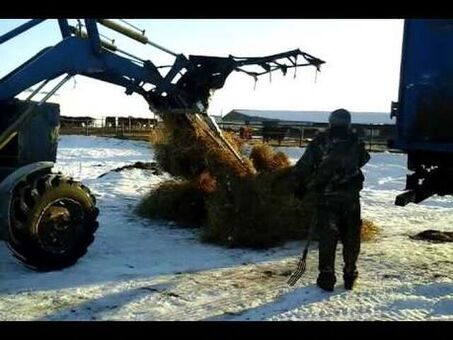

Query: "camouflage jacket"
(294, 130), (370, 197)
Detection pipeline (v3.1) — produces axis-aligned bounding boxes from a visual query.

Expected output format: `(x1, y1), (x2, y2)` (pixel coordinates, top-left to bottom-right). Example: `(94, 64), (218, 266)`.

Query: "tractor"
(0, 19), (324, 270)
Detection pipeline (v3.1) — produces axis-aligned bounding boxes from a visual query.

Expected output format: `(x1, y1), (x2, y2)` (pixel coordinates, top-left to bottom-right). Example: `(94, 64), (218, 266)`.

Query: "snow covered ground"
(0, 135), (451, 321)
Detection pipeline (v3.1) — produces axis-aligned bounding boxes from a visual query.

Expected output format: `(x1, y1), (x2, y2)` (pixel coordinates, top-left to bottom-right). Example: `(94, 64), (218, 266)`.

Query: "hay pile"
(148, 115), (254, 180)
(249, 143), (291, 173)
(138, 114), (378, 248)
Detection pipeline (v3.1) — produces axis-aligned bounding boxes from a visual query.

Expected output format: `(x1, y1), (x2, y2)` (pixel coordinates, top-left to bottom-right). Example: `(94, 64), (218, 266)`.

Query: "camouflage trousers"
(316, 193), (361, 277)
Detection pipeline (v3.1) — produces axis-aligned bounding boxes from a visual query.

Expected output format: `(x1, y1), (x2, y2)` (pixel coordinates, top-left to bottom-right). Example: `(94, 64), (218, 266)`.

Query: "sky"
(0, 19), (404, 118)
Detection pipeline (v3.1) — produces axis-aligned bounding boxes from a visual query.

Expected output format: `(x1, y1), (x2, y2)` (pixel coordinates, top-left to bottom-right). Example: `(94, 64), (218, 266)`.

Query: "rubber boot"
(316, 272), (336, 292)
(344, 271), (358, 290)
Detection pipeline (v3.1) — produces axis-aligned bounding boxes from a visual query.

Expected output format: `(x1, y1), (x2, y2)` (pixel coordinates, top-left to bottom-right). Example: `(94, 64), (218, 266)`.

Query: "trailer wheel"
(8, 173), (99, 271)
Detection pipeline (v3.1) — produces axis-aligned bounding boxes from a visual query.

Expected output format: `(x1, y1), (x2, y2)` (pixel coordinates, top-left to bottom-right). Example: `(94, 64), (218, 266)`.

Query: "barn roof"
(222, 109), (394, 125)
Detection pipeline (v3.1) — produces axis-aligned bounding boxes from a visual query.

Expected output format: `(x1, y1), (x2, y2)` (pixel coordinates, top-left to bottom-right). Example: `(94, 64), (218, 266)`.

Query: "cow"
(261, 123), (289, 145)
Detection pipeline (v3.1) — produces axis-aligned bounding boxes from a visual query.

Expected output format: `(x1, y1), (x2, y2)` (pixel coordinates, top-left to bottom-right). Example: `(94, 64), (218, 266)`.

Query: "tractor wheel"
(8, 173), (99, 271)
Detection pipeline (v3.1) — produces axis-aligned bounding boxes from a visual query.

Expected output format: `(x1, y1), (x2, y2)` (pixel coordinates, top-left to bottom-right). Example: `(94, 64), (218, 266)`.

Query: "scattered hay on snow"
(360, 219), (380, 242)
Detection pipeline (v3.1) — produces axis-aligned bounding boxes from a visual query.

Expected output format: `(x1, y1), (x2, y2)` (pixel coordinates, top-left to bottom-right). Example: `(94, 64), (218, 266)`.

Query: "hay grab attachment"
(0, 20), (325, 166)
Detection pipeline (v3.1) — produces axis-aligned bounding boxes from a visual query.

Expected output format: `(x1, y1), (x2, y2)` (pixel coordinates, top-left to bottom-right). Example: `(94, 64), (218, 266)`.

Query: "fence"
(59, 116), (156, 141)
(219, 121), (396, 151)
(59, 116), (396, 151)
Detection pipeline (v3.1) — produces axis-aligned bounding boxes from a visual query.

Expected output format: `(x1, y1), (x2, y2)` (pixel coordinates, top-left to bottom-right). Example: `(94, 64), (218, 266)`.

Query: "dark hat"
(329, 109), (351, 126)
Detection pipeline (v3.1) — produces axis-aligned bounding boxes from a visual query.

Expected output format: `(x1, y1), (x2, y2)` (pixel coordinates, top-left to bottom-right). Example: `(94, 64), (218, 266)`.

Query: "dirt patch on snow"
(410, 230), (453, 243)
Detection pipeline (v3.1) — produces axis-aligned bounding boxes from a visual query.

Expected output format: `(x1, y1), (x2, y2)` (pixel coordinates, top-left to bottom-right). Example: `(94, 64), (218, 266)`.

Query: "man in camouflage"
(293, 109), (370, 291)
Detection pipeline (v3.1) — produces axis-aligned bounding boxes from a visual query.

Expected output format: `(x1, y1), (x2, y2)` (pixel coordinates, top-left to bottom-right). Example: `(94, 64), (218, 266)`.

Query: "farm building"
(220, 109), (396, 147)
